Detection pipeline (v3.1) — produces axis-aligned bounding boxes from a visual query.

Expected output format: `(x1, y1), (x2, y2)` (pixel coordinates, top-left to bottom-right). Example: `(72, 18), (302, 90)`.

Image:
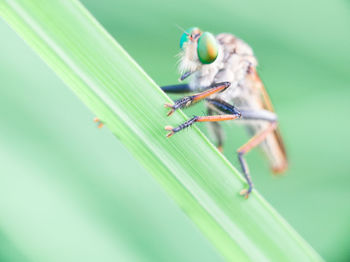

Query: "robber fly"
(161, 27), (288, 198)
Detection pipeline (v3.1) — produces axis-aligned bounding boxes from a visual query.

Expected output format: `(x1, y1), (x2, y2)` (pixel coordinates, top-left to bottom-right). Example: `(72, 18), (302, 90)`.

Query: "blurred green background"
(0, 0), (349, 261)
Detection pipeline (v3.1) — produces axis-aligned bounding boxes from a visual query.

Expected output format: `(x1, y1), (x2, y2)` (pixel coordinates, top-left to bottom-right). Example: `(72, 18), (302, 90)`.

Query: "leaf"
(0, 0), (323, 261)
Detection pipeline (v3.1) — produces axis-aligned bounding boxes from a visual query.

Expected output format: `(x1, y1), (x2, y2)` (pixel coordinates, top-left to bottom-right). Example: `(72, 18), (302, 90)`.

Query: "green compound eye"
(179, 27), (201, 49)
(197, 32), (218, 64)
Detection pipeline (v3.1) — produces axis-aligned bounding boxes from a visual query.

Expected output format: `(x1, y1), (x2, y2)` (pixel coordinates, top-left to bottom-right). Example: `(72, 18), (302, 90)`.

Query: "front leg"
(161, 83), (192, 94)
(165, 113), (241, 137)
(164, 82), (230, 116)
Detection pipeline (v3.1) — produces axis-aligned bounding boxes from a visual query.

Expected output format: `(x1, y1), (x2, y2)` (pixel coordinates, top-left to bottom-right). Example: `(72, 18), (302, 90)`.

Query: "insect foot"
(164, 116), (199, 137)
(240, 188), (252, 199)
(164, 96), (194, 116)
(164, 103), (175, 116)
(217, 145), (223, 153)
(94, 117), (104, 128)
(164, 126), (175, 138)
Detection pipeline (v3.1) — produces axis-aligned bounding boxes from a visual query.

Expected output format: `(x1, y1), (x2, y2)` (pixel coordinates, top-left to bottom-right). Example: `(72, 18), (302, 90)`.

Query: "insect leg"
(237, 119), (277, 199)
(161, 84), (192, 93)
(164, 82), (230, 116)
(206, 99), (279, 198)
(93, 117), (104, 128)
(206, 98), (243, 152)
(207, 108), (225, 152)
(165, 113), (241, 137)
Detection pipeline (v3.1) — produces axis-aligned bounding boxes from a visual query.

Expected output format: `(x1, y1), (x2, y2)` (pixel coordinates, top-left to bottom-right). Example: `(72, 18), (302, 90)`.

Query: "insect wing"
(249, 68), (288, 173)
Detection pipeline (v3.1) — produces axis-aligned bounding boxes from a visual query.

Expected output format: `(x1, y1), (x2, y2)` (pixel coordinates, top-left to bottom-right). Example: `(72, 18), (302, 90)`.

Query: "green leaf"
(0, 0), (323, 261)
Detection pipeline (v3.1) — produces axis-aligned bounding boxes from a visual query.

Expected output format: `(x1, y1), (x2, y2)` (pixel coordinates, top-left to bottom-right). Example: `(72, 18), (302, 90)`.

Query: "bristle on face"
(178, 41), (201, 76)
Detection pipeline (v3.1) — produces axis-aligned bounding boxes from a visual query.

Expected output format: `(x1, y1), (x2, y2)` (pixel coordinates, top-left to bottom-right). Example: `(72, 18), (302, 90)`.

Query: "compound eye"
(197, 32), (218, 64)
(179, 27), (201, 49)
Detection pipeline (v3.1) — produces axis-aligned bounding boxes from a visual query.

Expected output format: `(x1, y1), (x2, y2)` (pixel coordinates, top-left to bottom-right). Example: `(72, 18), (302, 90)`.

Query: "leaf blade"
(0, 0), (323, 261)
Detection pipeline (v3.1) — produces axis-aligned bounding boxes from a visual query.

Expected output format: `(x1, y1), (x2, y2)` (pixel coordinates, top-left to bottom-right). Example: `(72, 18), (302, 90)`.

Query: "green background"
(0, 0), (349, 261)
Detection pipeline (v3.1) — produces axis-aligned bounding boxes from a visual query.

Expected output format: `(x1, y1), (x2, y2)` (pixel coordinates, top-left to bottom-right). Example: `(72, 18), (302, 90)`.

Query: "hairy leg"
(164, 82), (230, 116)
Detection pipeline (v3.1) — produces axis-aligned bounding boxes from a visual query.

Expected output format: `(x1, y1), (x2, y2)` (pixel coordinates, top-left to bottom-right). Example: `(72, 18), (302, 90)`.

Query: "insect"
(161, 27), (288, 198)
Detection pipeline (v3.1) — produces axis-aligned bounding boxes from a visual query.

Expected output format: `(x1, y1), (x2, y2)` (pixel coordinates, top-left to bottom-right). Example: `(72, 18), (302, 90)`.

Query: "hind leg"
(237, 122), (277, 198)
(206, 99), (279, 198)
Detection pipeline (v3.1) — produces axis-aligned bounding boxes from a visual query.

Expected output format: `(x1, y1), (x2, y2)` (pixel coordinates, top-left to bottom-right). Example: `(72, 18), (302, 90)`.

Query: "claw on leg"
(94, 117), (104, 128)
(164, 125), (174, 137)
(217, 145), (223, 153)
(164, 103), (175, 116)
(240, 188), (252, 199)
(164, 96), (193, 116)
